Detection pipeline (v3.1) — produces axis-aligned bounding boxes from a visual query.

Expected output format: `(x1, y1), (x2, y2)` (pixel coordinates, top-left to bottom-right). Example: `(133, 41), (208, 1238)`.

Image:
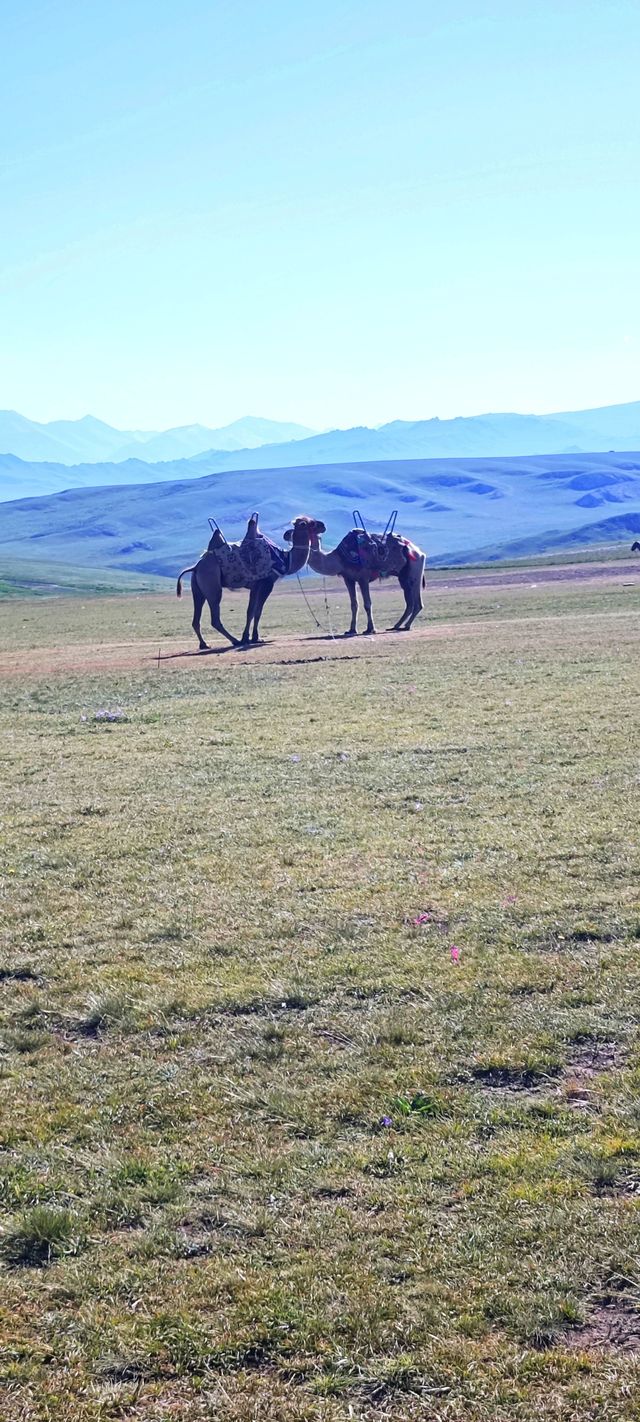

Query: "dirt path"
(1, 606), (638, 680)
(0, 624), (455, 679)
(431, 560), (640, 590)
(1, 558), (637, 681)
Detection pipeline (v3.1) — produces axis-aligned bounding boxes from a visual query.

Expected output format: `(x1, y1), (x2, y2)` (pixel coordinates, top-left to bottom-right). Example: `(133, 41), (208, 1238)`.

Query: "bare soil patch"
(471, 1065), (559, 1091)
(566, 1296), (640, 1354)
(0, 620), (479, 680)
(434, 559), (640, 590)
(1, 604), (636, 682)
(566, 1039), (624, 1077)
(561, 1040), (625, 1109)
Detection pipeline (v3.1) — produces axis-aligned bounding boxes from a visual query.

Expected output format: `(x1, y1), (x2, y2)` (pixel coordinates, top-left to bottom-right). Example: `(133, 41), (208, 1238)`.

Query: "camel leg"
(207, 593), (239, 647)
(191, 573), (209, 649)
(388, 565), (412, 631)
(240, 587), (258, 645)
(342, 576), (359, 635)
(401, 559), (425, 629)
(252, 578), (276, 642)
(359, 577), (376, 635)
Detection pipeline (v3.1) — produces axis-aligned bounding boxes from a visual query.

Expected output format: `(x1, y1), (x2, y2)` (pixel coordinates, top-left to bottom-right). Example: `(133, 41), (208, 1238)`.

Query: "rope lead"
(295, 573), (336, 638)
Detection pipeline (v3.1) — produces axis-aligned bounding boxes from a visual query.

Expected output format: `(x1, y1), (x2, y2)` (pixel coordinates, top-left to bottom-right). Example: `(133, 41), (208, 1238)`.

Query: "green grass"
(2, 1205), (85, 1267)
(0, 555), (171, 599)
(0, 568), (639, 1419)
(430, 540), (640, 571)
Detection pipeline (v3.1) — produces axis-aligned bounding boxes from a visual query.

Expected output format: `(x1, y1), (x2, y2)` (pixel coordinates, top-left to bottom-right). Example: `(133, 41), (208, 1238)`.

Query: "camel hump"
(339, 529), (395, 576)
(339, 528), (379, 560)
(220, 528), (288, 583)
(394, 534), (420, 560)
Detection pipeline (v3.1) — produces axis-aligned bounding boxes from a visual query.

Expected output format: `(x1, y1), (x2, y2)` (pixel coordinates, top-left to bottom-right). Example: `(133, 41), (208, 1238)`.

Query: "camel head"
(281, 515), (315, 574)
(283, 516), (326, 551)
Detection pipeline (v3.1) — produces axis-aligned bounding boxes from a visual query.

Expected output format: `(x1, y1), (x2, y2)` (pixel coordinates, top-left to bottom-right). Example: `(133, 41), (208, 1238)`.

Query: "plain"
(0, 563), (639, 1422)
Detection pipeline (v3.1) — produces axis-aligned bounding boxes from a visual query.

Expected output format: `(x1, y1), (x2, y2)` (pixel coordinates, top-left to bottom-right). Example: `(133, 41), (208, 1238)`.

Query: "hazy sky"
(2, 0), (639, 430)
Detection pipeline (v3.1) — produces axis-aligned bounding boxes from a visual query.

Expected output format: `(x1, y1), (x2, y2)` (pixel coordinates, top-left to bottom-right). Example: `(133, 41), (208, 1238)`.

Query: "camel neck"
(308, 545), (341, 575)
(285, 537), (311, 575)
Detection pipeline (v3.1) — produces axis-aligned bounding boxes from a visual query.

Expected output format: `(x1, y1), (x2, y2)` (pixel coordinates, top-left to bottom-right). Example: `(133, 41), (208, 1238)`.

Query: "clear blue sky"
(2, 0), (639, 431)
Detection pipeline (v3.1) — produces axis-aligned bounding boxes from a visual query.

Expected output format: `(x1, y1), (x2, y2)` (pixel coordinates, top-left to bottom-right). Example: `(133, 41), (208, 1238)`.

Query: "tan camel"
(284, 516), (426, 635)
(176, 514), (311, 648)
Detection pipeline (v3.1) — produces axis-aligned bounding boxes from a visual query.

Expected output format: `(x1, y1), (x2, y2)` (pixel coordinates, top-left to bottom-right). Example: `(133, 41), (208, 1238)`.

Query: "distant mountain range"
(0, 412), (315, 466)
(1, 401), (640, 500)
(1, 451), (639, 574)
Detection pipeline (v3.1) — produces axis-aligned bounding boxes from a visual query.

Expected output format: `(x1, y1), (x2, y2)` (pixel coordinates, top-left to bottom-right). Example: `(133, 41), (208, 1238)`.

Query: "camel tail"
(176, 565), (196, 598)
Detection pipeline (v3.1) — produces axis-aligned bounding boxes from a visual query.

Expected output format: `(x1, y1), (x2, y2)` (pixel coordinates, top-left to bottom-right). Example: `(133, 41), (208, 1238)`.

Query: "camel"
(284, 516), (426, 635)
(176, 514), (311, 648)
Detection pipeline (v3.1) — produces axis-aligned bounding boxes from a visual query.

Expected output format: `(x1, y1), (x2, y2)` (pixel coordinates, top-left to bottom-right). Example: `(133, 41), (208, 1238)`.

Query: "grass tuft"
(76, 992), (135, 1035)
(2, 1206), (84, 1267)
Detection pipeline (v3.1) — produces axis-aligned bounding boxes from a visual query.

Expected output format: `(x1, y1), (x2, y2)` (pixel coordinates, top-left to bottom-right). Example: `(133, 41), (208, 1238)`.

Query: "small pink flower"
(502, 894), (517, 907)
(450, 945), (460, 963)
(412, 912), (432, 926)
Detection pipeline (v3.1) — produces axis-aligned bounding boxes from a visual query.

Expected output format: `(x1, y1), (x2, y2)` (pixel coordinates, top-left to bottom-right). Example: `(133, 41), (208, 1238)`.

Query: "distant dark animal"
(631, 541), (640, 553)
(176, 514), (311, 648)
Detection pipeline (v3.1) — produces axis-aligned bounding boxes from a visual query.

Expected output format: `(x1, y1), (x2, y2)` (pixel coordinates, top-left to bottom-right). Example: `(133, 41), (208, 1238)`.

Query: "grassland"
(0, 557), (171, 601)
(430, 541), (640, 571)
(1, 563), (639, 1421)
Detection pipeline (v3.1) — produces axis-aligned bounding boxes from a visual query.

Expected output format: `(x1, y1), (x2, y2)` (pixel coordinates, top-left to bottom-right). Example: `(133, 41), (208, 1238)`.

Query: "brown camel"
(176, 514), (311, 648)
(284, 516), (426, 635)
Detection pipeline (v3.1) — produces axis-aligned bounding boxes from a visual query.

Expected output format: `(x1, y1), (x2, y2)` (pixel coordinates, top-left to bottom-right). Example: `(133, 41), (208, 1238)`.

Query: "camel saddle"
(210, 530), (287, 589)
(338, 529), (417, 580)
(338, 530), (386, 578)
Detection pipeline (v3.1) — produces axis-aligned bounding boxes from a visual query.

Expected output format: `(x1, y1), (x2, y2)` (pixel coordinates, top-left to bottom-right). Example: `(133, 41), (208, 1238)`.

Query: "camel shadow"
(155, 640), (273, 663)
(155, 645), (236, 663)
(303, 632), (360, 643)
(303, 631), (401, 642)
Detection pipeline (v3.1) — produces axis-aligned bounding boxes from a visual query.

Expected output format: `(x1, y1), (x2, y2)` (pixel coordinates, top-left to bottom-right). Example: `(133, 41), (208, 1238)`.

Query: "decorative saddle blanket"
(212, 533), (287, 590)
(395, 535), (420, 561)
(338, 530), (419, 580)
(339, 531), (386, 576)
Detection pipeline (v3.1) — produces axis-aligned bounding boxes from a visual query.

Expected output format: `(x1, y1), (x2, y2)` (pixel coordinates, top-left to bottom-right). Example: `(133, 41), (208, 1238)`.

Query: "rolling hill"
(0, 556), (170, 599)
(1, 452), (639, 575)
(0, 454), (174, 504)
